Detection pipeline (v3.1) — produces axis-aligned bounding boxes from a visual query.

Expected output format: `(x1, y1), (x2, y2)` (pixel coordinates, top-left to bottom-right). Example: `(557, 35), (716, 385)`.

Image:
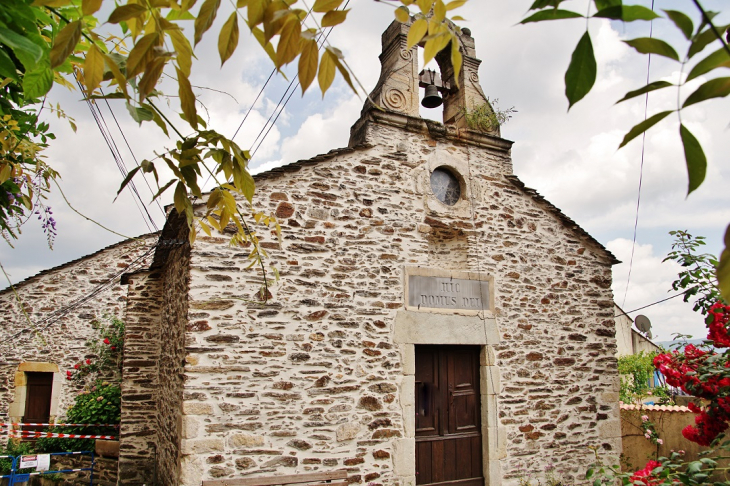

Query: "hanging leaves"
(719, 225), (730, 304)
(298, 38), (318, 93)
(177, 66), (198, 130)
(565, 32), (596, 110)
(194, 0), (222, 46)
(49, 20), (82, 69)
(218, 12), (239, 65)
(679, 124), (707, 196)
(318, 48), (336, 95)
(618, 110), (673, 148)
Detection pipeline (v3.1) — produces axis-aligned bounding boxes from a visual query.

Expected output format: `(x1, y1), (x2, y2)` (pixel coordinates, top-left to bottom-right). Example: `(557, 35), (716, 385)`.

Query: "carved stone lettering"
(407, 275), (490, 311)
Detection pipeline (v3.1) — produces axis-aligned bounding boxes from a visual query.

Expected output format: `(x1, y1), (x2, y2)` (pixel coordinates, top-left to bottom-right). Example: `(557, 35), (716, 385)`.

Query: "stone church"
(0, 19), (622, 486)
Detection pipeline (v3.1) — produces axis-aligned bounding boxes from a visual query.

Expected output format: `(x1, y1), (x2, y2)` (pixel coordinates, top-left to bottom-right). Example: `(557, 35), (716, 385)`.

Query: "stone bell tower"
(349, 17), (501, 146)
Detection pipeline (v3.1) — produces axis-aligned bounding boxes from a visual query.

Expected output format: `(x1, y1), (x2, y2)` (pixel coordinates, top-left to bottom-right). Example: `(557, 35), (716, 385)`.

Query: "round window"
(430, 167), (461, 206)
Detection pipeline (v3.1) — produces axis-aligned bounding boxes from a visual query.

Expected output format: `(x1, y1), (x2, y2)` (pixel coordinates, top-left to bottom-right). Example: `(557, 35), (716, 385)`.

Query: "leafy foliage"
(35, 381), (121, 453)
(618, 351), (667, 404)
(0, 0), (467, 298)
(664, 230), (722, 315)
(521, 1), (730, 306)
(0, 440), (36, 475)
(461, 99), (516, 133)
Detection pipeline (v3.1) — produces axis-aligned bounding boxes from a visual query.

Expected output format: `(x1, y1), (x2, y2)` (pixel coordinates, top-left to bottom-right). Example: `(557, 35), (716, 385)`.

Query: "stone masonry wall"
(157, 223), (191, 485)
(0, 234), (157, 436)
(175, 119), (620, 485)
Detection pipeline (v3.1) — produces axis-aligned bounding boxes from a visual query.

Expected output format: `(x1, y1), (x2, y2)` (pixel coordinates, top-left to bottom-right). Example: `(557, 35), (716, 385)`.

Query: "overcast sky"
(2, 0), (728, 341)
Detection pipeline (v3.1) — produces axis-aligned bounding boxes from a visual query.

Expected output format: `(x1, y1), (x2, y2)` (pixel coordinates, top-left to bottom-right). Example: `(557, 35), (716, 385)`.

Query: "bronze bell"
(421, 84), (443, 109)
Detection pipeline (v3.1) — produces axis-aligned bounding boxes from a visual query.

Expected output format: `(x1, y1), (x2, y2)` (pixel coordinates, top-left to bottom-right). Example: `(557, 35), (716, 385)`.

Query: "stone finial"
(361, 19), (420, 117)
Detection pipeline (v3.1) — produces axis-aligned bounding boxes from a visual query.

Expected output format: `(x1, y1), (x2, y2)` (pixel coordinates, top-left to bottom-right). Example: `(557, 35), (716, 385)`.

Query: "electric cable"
(9, 242), (157, 340)
(621, 0), (655, 308)
(99, 91), (166, 217)
(75, 76), (159, 232)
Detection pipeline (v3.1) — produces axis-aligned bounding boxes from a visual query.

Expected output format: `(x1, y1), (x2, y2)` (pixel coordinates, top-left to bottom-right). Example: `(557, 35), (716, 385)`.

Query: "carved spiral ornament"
(469, 71), (479, 83)
(383, 88), (408, 112)
(400, 48), (414, 61)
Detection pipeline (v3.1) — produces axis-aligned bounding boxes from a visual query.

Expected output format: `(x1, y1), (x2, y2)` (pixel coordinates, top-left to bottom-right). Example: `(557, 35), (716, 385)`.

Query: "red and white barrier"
(8, 432), (117, 440)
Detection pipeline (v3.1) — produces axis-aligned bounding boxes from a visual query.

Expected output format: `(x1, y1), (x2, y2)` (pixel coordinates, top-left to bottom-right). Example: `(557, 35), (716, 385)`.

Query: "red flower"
(103, 338), (110, 345)
(111, 346), (116, 351)
(85, 359), (91, 365)
(66, 370), (72, 376)
(74, 364), (79, 369)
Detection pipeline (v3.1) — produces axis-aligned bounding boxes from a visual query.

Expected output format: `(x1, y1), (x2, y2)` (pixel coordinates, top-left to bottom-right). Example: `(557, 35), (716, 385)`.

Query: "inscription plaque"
(408, 275), (490, 311)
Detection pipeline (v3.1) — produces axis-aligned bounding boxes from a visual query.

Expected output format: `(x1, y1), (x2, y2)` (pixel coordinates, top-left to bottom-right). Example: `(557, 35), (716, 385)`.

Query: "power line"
(614, 286), (696, 319)
(75, 76), (159, 233)
(621, 0), (655, 308)
(9, 242), (157, 340)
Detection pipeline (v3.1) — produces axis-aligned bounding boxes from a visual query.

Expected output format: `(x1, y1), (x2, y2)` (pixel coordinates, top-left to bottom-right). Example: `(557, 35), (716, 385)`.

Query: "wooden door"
(23, 372), (54, 435)
(415, 346), (483, 486)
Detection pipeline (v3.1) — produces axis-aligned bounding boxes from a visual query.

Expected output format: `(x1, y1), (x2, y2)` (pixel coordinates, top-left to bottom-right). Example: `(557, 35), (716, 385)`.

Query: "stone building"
(1, 19), (623, 486)
(0, 234), (157, 435)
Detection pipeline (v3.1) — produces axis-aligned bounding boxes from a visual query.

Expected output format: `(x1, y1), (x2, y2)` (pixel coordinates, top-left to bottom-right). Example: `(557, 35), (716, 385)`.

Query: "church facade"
(1, 19), (621, 486)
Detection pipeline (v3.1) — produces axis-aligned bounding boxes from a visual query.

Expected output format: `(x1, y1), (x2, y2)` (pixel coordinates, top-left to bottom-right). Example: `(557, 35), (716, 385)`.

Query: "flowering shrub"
(653, 302), (730, 446)
(640, 414), (663, 446)
(67, 315), (124, 385)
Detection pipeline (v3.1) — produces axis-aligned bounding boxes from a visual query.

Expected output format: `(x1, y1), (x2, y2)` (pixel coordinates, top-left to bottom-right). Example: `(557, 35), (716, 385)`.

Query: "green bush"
(36, 381), (121, 453)
(0, 440), (36, 476)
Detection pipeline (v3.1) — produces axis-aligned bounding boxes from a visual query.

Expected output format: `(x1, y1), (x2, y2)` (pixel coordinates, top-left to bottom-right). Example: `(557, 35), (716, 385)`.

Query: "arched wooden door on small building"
(415, 345), (483, 486)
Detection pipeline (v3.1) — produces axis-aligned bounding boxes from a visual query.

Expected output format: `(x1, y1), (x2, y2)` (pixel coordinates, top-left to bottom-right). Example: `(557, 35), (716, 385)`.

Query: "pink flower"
(641, 415), (649, 422)
(657, 439), (663, 445)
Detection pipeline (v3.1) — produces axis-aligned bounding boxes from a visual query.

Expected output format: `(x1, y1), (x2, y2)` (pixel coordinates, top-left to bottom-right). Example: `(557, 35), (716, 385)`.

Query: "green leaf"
(218, 12), (239, 66)
(22, 64), (53, 99)
(618, 110), (673, 148)
(276, 16), (301, 67)
(177, 66), (197, 130)
(394, 6), (410, 23)
(0, 27), (43, 69)
(173, 181), (188, 216)
(298, 38), (318, 93)
(321, 9), (348, 28)
(679, 124), (706, 196)
(593, 0), (620, 9)
(317, 48), (336, 95)
(407, 18), (427, 49)
(108, 4), (147, 23)
(194, 0), (222, 46)
(125, 102), (155, 124)
(168, 29), (194, 78)
(50, 20), (82, 69)
(593, 6), (659, 22)
(115, 166), (141, 199)
(682, 77), (730, 108)
(82, 0), (103, 16)
(520, 9), (583, 24)
(688, 23), (730, 59)
(664, 10), (693, 40)
(718, 224), (730, 304)
(686, 47), (730, 82)
(623, 37), (680, 61)
(312, 0), (343, 13)
(615, 81), (673, 104)
(565, 31), (596, 110)
(126, 32), (159, 78)
(0, 48), (20, 82)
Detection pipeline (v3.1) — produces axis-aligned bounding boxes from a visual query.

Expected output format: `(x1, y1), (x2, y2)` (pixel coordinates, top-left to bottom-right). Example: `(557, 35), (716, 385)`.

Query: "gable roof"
(505, 175), (619, 265)
(0, 232), (159, 295)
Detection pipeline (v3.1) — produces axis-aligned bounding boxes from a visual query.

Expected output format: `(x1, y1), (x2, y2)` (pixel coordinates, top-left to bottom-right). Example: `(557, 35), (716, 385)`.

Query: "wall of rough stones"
(168, 113), (621, 486)
(0, 234), (157, 436)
